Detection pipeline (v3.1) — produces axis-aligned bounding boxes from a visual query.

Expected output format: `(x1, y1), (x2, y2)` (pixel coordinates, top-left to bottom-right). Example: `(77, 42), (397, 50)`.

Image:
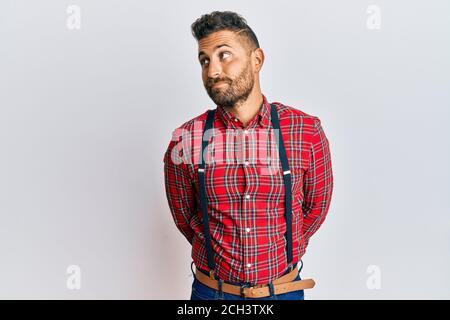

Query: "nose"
(207, 57), (222, 80)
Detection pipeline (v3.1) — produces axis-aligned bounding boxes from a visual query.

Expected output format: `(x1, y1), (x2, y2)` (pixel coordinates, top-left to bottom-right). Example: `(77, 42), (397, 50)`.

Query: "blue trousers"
(190, 262), (305, 300)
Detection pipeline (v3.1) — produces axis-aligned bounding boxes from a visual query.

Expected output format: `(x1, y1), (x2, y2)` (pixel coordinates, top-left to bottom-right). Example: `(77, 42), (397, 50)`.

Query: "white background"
(0, 0), (449, 299)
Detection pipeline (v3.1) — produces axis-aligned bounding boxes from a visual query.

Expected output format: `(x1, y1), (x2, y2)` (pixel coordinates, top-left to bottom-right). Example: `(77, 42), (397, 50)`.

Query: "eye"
(200, 58), (209, 67)
(199, 51), (231, 68)
(221, 52), (231, 60)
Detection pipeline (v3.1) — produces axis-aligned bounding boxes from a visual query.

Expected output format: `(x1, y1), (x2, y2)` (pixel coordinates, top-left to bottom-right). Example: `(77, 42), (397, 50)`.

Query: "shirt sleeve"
(301, 117), (334, 244)
(163, 130), (196, 245)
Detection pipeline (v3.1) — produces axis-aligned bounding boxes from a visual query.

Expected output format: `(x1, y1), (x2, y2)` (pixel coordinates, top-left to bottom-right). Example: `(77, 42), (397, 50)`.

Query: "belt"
(195, 267), (316, 298)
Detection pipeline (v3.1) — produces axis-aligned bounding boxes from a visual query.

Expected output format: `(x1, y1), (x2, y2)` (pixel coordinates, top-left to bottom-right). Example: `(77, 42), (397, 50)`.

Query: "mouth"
(212, 81), (228, 88)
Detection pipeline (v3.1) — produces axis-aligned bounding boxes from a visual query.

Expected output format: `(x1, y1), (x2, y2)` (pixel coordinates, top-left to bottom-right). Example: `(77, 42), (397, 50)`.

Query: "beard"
(204, 61), (255, 109)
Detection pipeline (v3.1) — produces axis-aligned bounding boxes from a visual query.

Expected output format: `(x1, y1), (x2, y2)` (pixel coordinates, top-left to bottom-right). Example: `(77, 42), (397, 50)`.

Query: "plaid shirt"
(163, 94), (334, 285)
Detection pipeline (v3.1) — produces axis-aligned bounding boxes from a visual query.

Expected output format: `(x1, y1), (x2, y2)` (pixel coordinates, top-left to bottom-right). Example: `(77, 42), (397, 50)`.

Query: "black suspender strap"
(198, 109), (217, 279)
(197, 103), (294, 280)
(269, 103), (294, 270)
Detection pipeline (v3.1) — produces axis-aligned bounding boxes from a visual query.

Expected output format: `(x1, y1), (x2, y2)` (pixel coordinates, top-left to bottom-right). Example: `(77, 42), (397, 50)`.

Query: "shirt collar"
(216, 93), (272, 129)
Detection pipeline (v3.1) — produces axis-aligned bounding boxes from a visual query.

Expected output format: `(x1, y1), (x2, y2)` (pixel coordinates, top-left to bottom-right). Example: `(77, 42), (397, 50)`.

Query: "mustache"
(208, 78), (231, 86)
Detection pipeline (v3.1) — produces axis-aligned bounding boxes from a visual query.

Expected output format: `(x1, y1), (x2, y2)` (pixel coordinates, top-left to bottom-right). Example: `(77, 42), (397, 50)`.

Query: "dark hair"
(191, 11), (260, 52)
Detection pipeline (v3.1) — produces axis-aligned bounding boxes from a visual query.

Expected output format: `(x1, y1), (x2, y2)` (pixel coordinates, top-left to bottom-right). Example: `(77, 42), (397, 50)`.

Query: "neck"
(226, 87), (263, 128)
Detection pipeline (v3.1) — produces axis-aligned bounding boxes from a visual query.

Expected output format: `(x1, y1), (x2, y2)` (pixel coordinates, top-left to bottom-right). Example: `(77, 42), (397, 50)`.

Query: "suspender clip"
(287, 263), (294, 273)
(240, 284), (250, 298)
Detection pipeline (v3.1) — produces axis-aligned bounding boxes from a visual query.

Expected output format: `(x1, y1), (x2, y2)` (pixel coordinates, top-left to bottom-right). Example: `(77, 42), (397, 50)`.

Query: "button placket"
(241, 123), (256, 283)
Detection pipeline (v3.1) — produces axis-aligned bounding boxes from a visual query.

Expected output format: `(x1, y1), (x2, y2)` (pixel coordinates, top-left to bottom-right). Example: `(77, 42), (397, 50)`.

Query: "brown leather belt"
(195, 267), (316, 298)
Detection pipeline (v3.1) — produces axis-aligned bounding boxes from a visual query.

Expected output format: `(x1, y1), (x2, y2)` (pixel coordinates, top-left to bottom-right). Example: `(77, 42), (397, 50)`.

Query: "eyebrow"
(198, 44), (233, 59)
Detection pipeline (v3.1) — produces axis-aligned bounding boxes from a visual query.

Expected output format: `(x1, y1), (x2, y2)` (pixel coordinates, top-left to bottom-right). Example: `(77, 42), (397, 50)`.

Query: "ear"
(252, 48), (265, 73)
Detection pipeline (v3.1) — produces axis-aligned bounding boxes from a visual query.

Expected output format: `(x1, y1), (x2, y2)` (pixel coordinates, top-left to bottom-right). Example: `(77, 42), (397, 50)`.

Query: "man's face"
(198, 30), (256, 108)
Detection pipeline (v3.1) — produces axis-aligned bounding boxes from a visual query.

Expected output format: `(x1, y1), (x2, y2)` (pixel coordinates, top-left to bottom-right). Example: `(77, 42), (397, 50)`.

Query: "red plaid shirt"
(163, 93), (333, 285)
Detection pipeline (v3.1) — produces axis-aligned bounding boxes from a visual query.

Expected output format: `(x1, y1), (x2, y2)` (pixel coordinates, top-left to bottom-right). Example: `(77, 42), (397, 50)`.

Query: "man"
(163, 11), (333, 300)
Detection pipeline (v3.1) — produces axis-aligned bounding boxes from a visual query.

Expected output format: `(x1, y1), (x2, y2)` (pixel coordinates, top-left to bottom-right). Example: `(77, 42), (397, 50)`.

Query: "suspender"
(198, 109), (217, 278)
(270, 104), (294, 267)
(197, 103), (294, 280)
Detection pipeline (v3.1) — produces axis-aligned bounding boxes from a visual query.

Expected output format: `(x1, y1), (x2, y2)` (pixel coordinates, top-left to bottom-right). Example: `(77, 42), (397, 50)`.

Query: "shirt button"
(244, 194), (250, 199)
(246, 263), (252, 268)
(244, 161), (249, 166)
(245, 227), (251, 233)
(244, 129), (249, 134)
(234, 118), (239, 122)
